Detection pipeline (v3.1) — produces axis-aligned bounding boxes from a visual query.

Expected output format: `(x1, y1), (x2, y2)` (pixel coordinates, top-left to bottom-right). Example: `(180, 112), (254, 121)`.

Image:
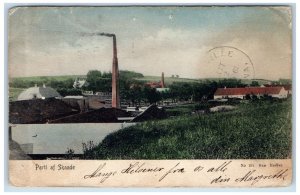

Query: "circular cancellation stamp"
(207, 46), (255, 79)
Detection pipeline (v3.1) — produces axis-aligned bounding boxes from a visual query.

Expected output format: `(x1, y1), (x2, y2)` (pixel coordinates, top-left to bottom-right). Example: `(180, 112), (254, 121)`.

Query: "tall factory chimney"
(161, 72), (165, 88)
(80, 32), (120, 108)
(111, 35), (120, 108)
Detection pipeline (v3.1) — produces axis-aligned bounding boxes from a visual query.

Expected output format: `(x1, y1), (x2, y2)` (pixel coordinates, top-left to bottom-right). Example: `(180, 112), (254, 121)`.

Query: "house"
(156, 88), (170, 93)
(264, 84), (292, 95)
(145, 72), (167, 90)
(17, 84), (61, 101)
(145, 81), (164, 88)
(73, 78), (89, 89)
(214, 87), (288, 100)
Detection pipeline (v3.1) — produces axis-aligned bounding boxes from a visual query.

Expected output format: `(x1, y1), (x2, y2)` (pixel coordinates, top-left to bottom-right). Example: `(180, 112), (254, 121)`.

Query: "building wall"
(214, 89), (288, 100)
(270, 88), (288, 99)
(214, 95), (244, 99)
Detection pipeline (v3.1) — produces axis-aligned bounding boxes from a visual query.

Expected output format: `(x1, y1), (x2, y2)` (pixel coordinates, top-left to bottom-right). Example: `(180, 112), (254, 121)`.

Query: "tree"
(119, 70), (144, 80)
(122, 83), (143, 106)
(85, 70), (112, 92)
(245, 94), (251, 100)
(250, 81), (260, 87)
(87, 70), (102, 79)
(217, 79), (245, 88)
(143, 86), (161, 104)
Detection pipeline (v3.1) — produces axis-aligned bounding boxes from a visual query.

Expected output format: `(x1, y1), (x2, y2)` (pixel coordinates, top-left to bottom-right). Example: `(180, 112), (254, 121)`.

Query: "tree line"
(121, 79), (248, 106)
(10, 70), (254, 105)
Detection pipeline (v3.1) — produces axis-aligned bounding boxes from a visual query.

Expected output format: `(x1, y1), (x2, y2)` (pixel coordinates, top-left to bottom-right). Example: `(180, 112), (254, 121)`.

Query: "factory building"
(145, 72), (169, 92)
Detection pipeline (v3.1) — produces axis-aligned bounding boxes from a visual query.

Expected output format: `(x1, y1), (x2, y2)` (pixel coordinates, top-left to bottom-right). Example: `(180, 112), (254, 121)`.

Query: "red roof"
(264, 84), (291, 91)
(214, 87), (284, 96)
(145, 81), (163, 88)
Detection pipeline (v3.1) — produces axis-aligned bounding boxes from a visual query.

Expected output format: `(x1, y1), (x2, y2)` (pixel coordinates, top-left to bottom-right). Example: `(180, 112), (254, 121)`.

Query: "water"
(11, 123), (135, 154)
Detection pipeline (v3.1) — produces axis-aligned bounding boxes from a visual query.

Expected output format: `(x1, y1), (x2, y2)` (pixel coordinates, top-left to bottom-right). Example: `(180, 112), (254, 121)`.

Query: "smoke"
(80, 32), (115, 37)
(33, 26), (116, 39)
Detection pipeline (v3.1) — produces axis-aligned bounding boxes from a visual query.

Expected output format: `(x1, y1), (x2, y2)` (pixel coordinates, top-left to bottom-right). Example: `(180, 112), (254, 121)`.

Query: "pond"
(11, 123), (136, 154)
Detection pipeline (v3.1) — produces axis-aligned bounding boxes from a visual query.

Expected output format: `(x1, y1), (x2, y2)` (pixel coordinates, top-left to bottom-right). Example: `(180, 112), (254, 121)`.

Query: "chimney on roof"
(224, 86), (227, 89)
(34, 84), (37, 87)
(43, 83), (46, 88)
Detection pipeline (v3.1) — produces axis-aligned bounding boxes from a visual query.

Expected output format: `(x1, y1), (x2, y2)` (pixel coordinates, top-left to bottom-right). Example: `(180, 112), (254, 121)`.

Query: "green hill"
(83, 99), (292, 159)
(9, 75), (84, 82)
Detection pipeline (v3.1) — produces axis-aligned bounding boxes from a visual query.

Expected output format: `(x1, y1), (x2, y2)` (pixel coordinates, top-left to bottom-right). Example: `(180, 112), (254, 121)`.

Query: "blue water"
(11, 123), (135, 154)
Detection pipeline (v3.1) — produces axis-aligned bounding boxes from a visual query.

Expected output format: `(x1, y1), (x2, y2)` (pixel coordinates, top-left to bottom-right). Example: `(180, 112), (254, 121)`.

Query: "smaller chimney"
(43, 83), (46, 88)
(161, 72), (165, 88)
(34, 84), (37, 87)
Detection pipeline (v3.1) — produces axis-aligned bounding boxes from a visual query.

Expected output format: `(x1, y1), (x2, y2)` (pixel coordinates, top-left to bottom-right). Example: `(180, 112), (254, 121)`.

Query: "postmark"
(208, 46), (255, 79)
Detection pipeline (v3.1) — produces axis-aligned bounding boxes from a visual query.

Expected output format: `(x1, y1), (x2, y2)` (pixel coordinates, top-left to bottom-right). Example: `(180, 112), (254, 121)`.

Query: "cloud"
(8, 7), (292, 80)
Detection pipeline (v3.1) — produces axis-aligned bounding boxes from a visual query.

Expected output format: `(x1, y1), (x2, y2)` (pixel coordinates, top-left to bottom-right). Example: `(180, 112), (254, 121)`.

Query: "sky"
(8, 6), (292, 80)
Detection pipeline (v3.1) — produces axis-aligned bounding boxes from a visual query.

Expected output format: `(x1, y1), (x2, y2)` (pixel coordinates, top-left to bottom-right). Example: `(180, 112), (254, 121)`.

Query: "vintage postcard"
(8, 5), (293, 187)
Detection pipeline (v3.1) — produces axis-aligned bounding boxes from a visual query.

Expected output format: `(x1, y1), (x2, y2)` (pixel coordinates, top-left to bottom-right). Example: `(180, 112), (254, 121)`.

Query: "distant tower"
(111, 35), (120, 108)
(161, 72), (165, 88)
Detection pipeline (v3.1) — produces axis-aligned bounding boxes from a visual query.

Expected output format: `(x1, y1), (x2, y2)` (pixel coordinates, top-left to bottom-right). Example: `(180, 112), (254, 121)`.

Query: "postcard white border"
(2, 0), (298, 193)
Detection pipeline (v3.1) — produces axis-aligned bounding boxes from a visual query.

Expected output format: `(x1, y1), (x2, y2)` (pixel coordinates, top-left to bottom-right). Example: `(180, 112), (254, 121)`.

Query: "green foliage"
(85, 70), (111, 92)
(143, 86), (161, 104)
(85, 70), (144, 93)
(277, 79), (292, 85)
(165, 104), (196, 116)
(165, 79), (245, 102)
(86, 100), (291, 159)
(119, 70), (144, 79)
(135, 76), (199, 85)
(9, 73), (279, 106)
(9, 75), (80, 89)
(65, 148), (75, 159)
(86, 70), (103, 79)
(121, 82), (144, 106)
(9, 88), (25, 101)
(82, 141), (97, 159)
(250, 81), (260, 86)
(57, 88), (82, 96)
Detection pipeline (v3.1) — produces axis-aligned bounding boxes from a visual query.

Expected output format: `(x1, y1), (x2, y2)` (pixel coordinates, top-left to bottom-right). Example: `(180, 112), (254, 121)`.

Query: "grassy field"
(134, 76), (276, 86)
(135, 76), (200, 85)
(10, 75), (84, 82)
(9, 88), (25, 101)
(84, 99), (292, 159)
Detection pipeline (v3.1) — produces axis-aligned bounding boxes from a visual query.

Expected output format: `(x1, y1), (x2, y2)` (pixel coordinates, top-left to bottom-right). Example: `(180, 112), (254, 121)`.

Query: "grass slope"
(85, 100), (292, 159)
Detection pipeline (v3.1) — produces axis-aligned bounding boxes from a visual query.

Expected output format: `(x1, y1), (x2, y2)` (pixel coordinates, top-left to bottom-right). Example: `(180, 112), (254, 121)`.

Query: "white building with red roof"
(264, 84), (292, 95)
(214, 87), (288, 100)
